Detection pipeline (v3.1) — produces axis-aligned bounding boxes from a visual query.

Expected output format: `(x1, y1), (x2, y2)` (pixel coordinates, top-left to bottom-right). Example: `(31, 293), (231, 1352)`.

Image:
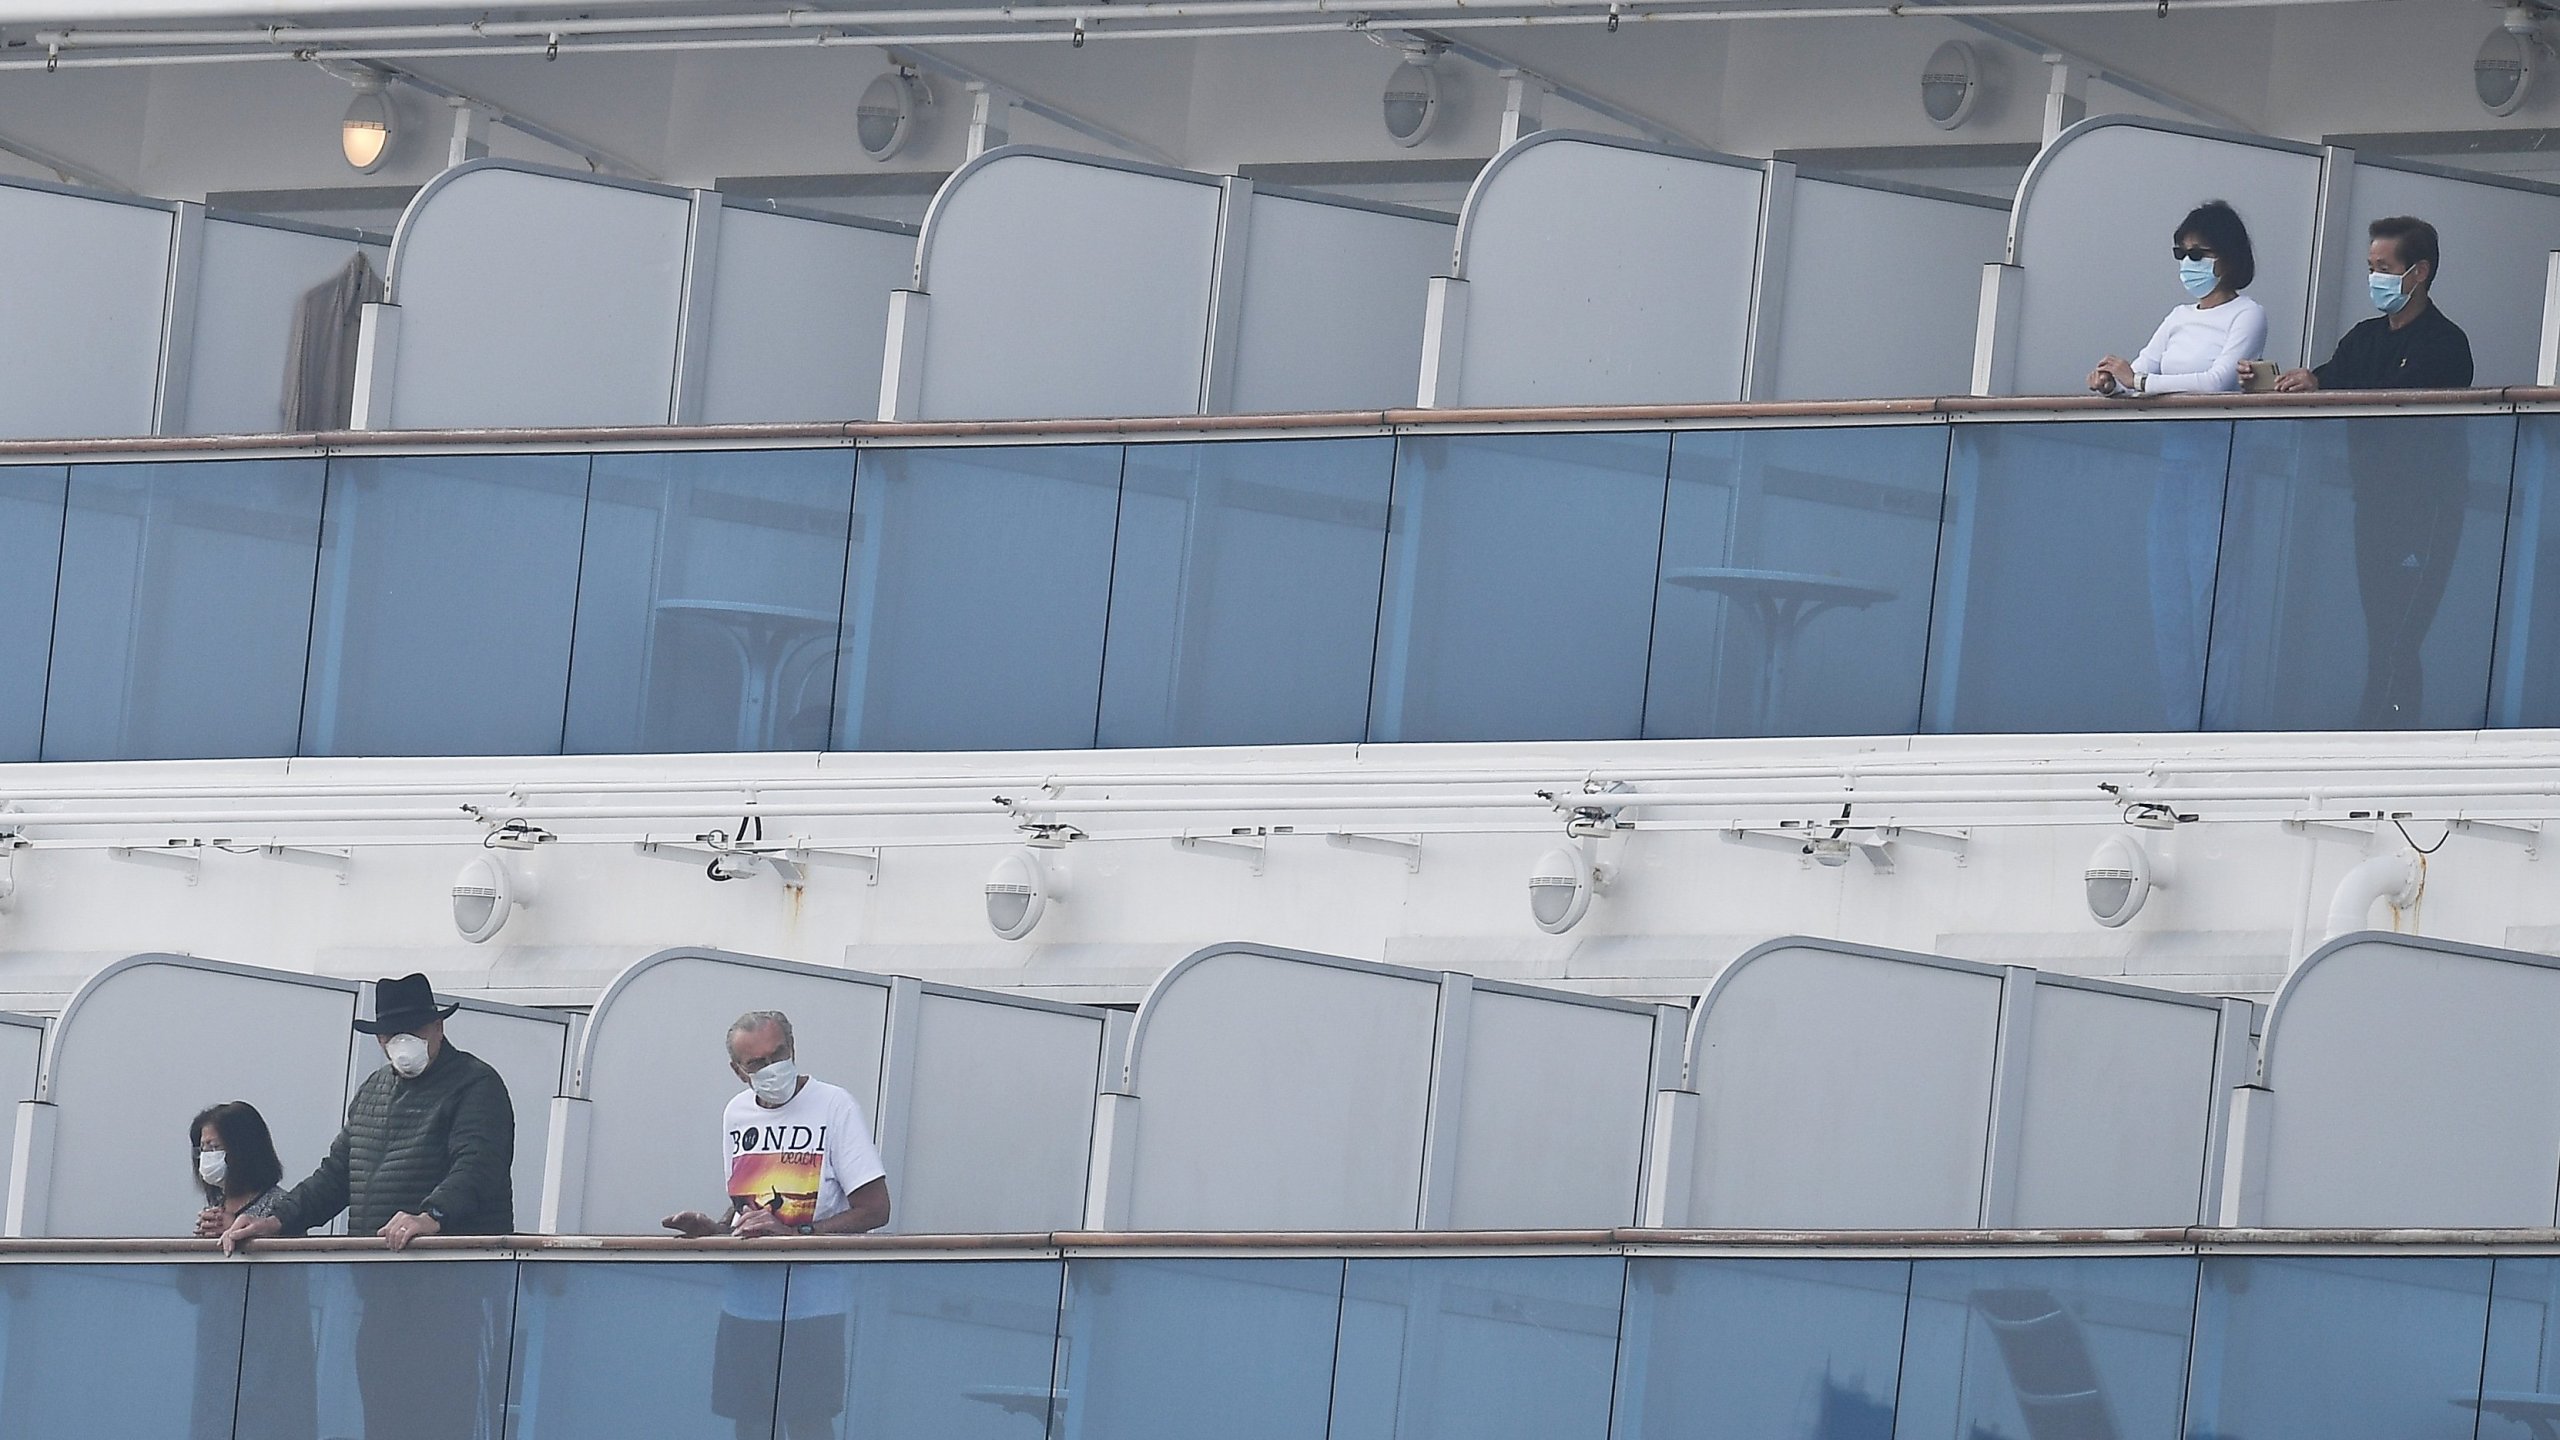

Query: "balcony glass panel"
(565, 449), (857, 755)
(2206, 416), (2514, 730)
(1330, 1256), (1624, 1440)
(503, 1261), (779, 1440)
(835, 445), (1123, 752)
(1612, 1258), (1911, 1440)
(1893, 1255), (2198, 1440)
(2181, 1255), (2490, 1440)
(0, 1263), (246, 1438)
(301, 453), (591, 757)
(1925, 421), (2233, 733)
(778, 1259), (1063, 1440)
(1370, 432), (1672, 743)
(0, 466), (66, 763)
(1052, 1257), (1344, 1440)
(2491, 415), (2560, 727)
(44, 459), (326, 761)
(1100, 437), (1393, 748)
(1647, 425), (1946, 738)
(236, 1260), (517, 1440)
(2480, 1257), (2560, 1440)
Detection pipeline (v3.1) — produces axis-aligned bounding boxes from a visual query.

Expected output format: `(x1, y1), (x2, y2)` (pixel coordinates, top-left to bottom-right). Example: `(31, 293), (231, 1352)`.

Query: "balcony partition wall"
(6, 1238), (2554, 1440)
(6, 404), (2560, 762)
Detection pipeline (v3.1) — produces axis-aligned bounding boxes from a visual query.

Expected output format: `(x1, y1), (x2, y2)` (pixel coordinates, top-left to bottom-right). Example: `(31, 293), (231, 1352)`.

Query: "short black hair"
(190, 1100), (285, 1198)
(2369, 215), (2441, 280)
(2174, 199), (2255, 292)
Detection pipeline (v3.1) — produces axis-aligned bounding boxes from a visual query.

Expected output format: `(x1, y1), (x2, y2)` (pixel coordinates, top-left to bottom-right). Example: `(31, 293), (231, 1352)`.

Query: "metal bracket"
(1880, 825), (1973, 867)
(2284, 817), (2392, 845)
(109, 841), (202, 885)
(1327, 832), (1423, 873)
(1173, 830), (1270, 875)
(0, 833), (23, 910)
(2454, 817), (2543, 860)
(1540, 781), (1637, 839)
(782, 844), (882, 886)
(255, 844), (353, 884)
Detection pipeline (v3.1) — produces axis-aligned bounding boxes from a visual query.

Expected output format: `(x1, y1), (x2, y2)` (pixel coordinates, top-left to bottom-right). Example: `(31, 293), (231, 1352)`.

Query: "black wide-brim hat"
(354, 973), (461, 1036)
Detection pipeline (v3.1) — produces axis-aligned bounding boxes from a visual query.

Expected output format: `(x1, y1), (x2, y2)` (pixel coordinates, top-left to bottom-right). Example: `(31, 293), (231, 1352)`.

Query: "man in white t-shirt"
(663, 1010), (890, 1439)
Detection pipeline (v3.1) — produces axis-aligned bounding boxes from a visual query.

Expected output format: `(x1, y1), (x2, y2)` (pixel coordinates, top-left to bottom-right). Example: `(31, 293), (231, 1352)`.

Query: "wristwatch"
(422, 1204), (448, 1227)
(794, 1222), (814, 1236)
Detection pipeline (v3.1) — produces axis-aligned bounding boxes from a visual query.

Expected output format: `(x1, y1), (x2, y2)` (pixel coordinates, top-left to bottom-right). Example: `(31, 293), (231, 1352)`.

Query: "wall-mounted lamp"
(2084, 833), (2167, 929)
(1527, 843), (1608, 935)
(986, 846), (1068, 942)
(451, 853), (531, 945)
(341, 74), (396, 173)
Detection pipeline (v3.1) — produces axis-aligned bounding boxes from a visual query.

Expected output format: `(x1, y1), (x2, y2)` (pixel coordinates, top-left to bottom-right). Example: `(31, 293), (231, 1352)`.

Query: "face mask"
(748, 1057), (798, 1105)
(2178, 257), (2219, 300)
(384, 1033), (431, 1078)
(197, 1149), (228, 1188)
(2370, 268), (2410, 315)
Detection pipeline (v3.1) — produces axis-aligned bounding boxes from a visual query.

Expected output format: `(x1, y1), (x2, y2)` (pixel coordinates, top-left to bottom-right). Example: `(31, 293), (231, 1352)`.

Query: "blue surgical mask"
(2369, 268), (2410, 315)
(2178, 257), (2219, 300)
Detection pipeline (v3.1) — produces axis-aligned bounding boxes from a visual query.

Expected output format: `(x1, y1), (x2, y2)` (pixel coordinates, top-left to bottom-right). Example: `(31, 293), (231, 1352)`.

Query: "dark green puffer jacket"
(273, 1044), (515, 1236)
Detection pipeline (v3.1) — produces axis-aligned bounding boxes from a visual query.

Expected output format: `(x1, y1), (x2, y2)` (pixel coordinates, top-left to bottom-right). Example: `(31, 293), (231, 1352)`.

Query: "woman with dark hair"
(2089, 199), (2268, 397)
(189, 1101), (301, 1238)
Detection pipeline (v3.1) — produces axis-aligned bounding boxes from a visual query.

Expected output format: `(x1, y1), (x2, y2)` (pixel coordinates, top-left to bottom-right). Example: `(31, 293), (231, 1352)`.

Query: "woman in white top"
(2088, 199), (2267, 397)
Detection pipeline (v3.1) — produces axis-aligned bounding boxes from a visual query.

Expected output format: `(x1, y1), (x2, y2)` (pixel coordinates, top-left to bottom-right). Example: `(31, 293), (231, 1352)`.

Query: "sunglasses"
(2172, 247), (2218, 262)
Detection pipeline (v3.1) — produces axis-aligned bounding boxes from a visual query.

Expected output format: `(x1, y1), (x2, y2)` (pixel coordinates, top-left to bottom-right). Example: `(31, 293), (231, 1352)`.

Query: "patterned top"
(208, 1185), (303, 1235)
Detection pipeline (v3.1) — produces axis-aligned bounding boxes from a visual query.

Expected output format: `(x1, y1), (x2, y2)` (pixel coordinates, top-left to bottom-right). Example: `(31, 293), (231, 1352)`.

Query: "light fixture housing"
(1528, 844), (1614, 934)
(341, 75), (396, 173)
(986, 846), (1067, 942)
(2084, 833), (2164, 929)
(451, 853), (528, 945)
(1383, 56), (1442, 147)
(1920, 40), (1981, 130)
(2479, 24), (2538, 115)
(857, 68), (929, 161)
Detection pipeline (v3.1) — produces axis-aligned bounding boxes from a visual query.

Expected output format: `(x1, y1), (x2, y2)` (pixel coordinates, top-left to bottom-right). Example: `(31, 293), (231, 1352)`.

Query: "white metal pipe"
(2324, 852), (2422, 939)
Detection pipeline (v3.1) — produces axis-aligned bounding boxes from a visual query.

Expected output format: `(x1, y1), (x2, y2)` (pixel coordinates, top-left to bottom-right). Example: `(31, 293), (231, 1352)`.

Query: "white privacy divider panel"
(1426, 132), (1766, 408)
(2246, 932), (2560, 1227)
(0, 1014), (40, 1244)
(340, 979), (570, 1241)
(886, 147), (1224, 422)
(1986, 117), (2324, 397)
(0, 179), (174, 440)
(180, 214), (387, 435)
(555, 949), (1108, 1236)
(696, 204), (914, 424)
(1219, 187), (1454, 415)
(1089, 942), (1673, 1231)
(1649, 938), (2244, 1230)
(6, 955), (563, 1237)
(378, 161), (694, 429)
(1767, 175), (2007, 401)
(2330, 158), (2560, 388)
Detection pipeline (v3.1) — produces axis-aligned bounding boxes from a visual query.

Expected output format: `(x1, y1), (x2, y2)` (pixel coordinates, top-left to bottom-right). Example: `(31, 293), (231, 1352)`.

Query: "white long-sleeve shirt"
(2130, 294), (2268, 394)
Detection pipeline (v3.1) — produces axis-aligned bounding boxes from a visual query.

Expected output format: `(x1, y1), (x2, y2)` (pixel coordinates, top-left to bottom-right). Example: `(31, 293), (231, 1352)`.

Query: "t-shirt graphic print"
(728, 1145), (825, 1227)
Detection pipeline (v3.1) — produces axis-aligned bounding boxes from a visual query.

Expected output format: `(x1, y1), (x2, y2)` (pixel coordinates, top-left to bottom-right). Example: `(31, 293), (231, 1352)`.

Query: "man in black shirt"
(2247, 217), (2477, 726)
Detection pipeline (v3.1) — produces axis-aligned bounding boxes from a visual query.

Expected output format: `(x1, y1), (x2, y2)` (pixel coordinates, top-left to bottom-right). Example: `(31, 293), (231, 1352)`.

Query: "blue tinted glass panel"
(565, 449), (856, 754)
(0, 1263), (245, 1437)
(1371, 432), (1671, 742)
(1925, 421), (2231, 733)
(2491, 416), (2560, 727)
(1613, 1258), (1909, 1440)
(504, 1261), (778, 1440)
(302, 454), (589, 757)
(836, 445), (1122, 752)
(1099, 437), (1393, 748)
(1648, 426), (1945, 738)
(43, 459), (325, 761)
(1894, 1256), (2197, 1440)
(2183, 1255), (2489, 1440)
(2482, 1257), (2560, 1440)
(238, 1261), (516, 1440)
(1052, 1257), (1342, 1440)
(2207, 416), (2513, 730)
(779, 1259), (1062, 1440)
(0, 467), (66, 762)
(1331, 1257), (1624, 1440)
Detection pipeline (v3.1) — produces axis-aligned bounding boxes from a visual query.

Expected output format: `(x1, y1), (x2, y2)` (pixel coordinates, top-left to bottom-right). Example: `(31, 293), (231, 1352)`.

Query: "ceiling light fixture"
(341, 73), (396, 173)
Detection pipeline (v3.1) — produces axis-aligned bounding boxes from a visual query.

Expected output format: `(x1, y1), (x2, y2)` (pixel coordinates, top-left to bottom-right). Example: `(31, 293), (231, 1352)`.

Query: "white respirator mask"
(197, 1149), (228, 1188)
(749, 1057), (799, 1105)
(384, 1033), (432, 1078)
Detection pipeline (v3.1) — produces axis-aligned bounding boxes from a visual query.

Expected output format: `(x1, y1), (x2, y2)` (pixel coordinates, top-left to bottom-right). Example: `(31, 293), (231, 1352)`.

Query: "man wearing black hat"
(221, 974), (517, 1439)
(221, 972), (516, 1251)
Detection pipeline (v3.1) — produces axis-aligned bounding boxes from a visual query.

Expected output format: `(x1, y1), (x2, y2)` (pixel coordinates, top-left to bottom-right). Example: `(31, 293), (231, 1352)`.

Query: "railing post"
(668, 189), (724, 425)
(1639, 1089), (1698, 1227)
(2303, 146), (2358, 371)
(1970, 262), (2022, 397)
(1741, 160), (1796, 402)
(4, 1099), (56, 1237)
(1414, 974), (1475, 1229)
(536, 1095), (591, 1235)
(1083, 1091), (1138, 1231)
(2538, 251), (2560, 387)
(350, 301), (402, 430)
(878, 289), (929, 422)
(1976, 968), (2038, 1228)
(1197, 178), (1254, 415)
(871, 976), (924, 1235)
(152, 200), (206, 437)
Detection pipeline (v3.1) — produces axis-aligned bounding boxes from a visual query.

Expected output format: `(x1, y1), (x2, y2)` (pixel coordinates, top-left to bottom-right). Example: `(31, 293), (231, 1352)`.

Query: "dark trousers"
(2351, 464), (2466, 728)
(354, 1268), (490, 1440)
